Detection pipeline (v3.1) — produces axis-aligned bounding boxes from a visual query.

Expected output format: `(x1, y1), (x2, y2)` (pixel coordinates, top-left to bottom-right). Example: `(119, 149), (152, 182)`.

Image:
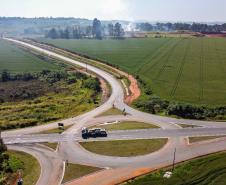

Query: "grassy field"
(42, 143), (58, 150)
(39, 37), (226, 106)
(80, 139), (167, 157)
(124, 151), (226, 185)
(62, 163), (101, 183)
(0, 80), (99, 130)
(92, 121), (159, 131)
(0, 39), (60, 73)
(39, 125), (72, 134)
(6, 151), (40, 185)
(98, 108), (124, 117)
(189, 136), (224, 143)
(178, 124), (200, 128)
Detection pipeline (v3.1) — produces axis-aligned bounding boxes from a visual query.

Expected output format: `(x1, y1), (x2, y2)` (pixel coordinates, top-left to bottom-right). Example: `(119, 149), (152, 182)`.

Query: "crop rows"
(0, 39), (59, 73)
(39, 37), (226, 106)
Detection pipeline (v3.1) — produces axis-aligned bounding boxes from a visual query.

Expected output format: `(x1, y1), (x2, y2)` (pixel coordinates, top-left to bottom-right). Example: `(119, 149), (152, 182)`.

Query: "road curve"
(7, 144), (64, 185)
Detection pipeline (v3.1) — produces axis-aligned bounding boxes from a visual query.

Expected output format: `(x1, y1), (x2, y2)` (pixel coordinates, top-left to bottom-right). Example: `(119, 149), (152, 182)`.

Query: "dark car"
(82, 128), (107, 139)
(81, 128), (89, 139)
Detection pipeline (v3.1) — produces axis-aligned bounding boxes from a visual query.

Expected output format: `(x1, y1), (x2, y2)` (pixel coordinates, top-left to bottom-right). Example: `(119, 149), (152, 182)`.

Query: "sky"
(0, 0), (226, 22)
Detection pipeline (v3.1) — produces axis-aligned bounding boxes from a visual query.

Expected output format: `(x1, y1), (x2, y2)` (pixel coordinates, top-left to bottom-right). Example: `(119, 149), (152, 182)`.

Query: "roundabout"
(2, 38), (226, 185)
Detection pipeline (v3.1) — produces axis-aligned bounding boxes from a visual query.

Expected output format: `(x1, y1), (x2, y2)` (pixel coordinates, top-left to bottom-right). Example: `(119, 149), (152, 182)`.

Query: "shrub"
(82, 77), (101, 92)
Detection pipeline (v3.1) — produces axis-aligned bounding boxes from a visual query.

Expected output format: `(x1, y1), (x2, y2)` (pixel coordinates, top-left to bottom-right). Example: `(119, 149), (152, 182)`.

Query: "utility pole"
(172, 148), (177, 172)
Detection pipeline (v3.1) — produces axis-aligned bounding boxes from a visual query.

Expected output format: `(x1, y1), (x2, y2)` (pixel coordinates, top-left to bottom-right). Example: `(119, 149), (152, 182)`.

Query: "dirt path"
(97, 64), (141, 105)
(64, 167), (152, 185)
(125, 75), (141, 104)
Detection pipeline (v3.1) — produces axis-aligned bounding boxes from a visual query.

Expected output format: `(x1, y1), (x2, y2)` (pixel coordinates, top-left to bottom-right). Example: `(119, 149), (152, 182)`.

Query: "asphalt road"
(8, 144), (64, 185)
(3, 38), (226, 185)
(3, 127), (226, 144)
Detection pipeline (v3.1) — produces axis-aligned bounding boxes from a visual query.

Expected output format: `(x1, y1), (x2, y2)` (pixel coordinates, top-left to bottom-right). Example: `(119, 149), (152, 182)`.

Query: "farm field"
(39, 37), (226, 106)
(0, 39), (60, 73)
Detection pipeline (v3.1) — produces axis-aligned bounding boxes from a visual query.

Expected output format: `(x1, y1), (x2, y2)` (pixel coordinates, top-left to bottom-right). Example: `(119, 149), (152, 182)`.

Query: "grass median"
(80, 139), (167, 157)
(189, 136), (225, 143)
(98, 108), (124, 117)
(62, 163), (101, 183)
(92, 121), (159, 131)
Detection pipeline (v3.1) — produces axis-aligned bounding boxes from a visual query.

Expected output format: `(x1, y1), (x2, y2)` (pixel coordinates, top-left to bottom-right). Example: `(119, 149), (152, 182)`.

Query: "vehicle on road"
(82, 127), (108, 139)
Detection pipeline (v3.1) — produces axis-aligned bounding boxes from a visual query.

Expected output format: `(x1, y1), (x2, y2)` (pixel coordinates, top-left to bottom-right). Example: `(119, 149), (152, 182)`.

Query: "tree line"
(46, 18), (125, 40)
(136, 22), (226, 33)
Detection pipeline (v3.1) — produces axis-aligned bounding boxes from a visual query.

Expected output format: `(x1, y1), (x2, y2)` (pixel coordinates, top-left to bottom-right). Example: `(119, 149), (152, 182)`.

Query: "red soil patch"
(125, 75), (141, 104)
(104, 67), (141, 105)
(65, 167), (153, 185)
(205, 33), (226, 38)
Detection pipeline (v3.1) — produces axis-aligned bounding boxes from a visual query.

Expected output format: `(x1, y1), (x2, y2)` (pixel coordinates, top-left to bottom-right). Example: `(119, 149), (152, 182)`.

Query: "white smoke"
(98, 0), (132, 21)
(124, 22), (137, 32)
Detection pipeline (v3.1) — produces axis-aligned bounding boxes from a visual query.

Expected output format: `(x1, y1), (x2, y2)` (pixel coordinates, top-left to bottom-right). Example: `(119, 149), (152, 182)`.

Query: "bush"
(8, 155), (24, 172)
(167, 103), (205, 119)
(82, 77), (101, 92)
(0, 70), (10, 82)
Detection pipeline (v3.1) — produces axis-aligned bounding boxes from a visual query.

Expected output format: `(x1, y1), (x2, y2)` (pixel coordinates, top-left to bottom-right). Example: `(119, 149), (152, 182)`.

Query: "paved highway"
(3, 38), (226, 185)
(3, 127), (226, 144)
(8, 144), (64, 185)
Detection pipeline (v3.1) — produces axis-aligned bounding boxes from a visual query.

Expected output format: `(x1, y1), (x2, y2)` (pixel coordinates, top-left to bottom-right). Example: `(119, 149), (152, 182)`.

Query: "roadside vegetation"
(80, 139), (167, 157)
(38, 37), (226, 120)
(0, 138), (40, 185)
(62, 163), (101, 183)
(123, 151), (226, 185)
(0, 70), (101, 130)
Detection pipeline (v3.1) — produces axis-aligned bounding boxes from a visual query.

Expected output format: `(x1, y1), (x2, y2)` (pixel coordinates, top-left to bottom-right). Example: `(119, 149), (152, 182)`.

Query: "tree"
(85, 26), (92, 38)
(0, 130), (7, 167)
(108, 23), (114, 37)
(46, 28), (58, 39)
(114, 22), (125, 39)
(0, 131), (6, 154)
(64, 27), (70, 39)
(59, 29), (65, 38)
(92, 18), (102, 39)
(1, 70), (10, 82)
(137, 23), (153, 31)
(73, 26), (81, 39)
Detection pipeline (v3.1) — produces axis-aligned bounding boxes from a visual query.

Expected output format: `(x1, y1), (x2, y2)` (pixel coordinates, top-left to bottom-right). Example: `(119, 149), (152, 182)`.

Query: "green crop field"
(0, 39), (59, 73)
(39, 37), (226, 106)
(124, 151), (226, 185)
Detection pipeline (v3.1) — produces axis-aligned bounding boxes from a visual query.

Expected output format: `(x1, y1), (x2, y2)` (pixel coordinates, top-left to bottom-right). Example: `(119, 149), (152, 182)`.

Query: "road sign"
(58, 123), (64, 127)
